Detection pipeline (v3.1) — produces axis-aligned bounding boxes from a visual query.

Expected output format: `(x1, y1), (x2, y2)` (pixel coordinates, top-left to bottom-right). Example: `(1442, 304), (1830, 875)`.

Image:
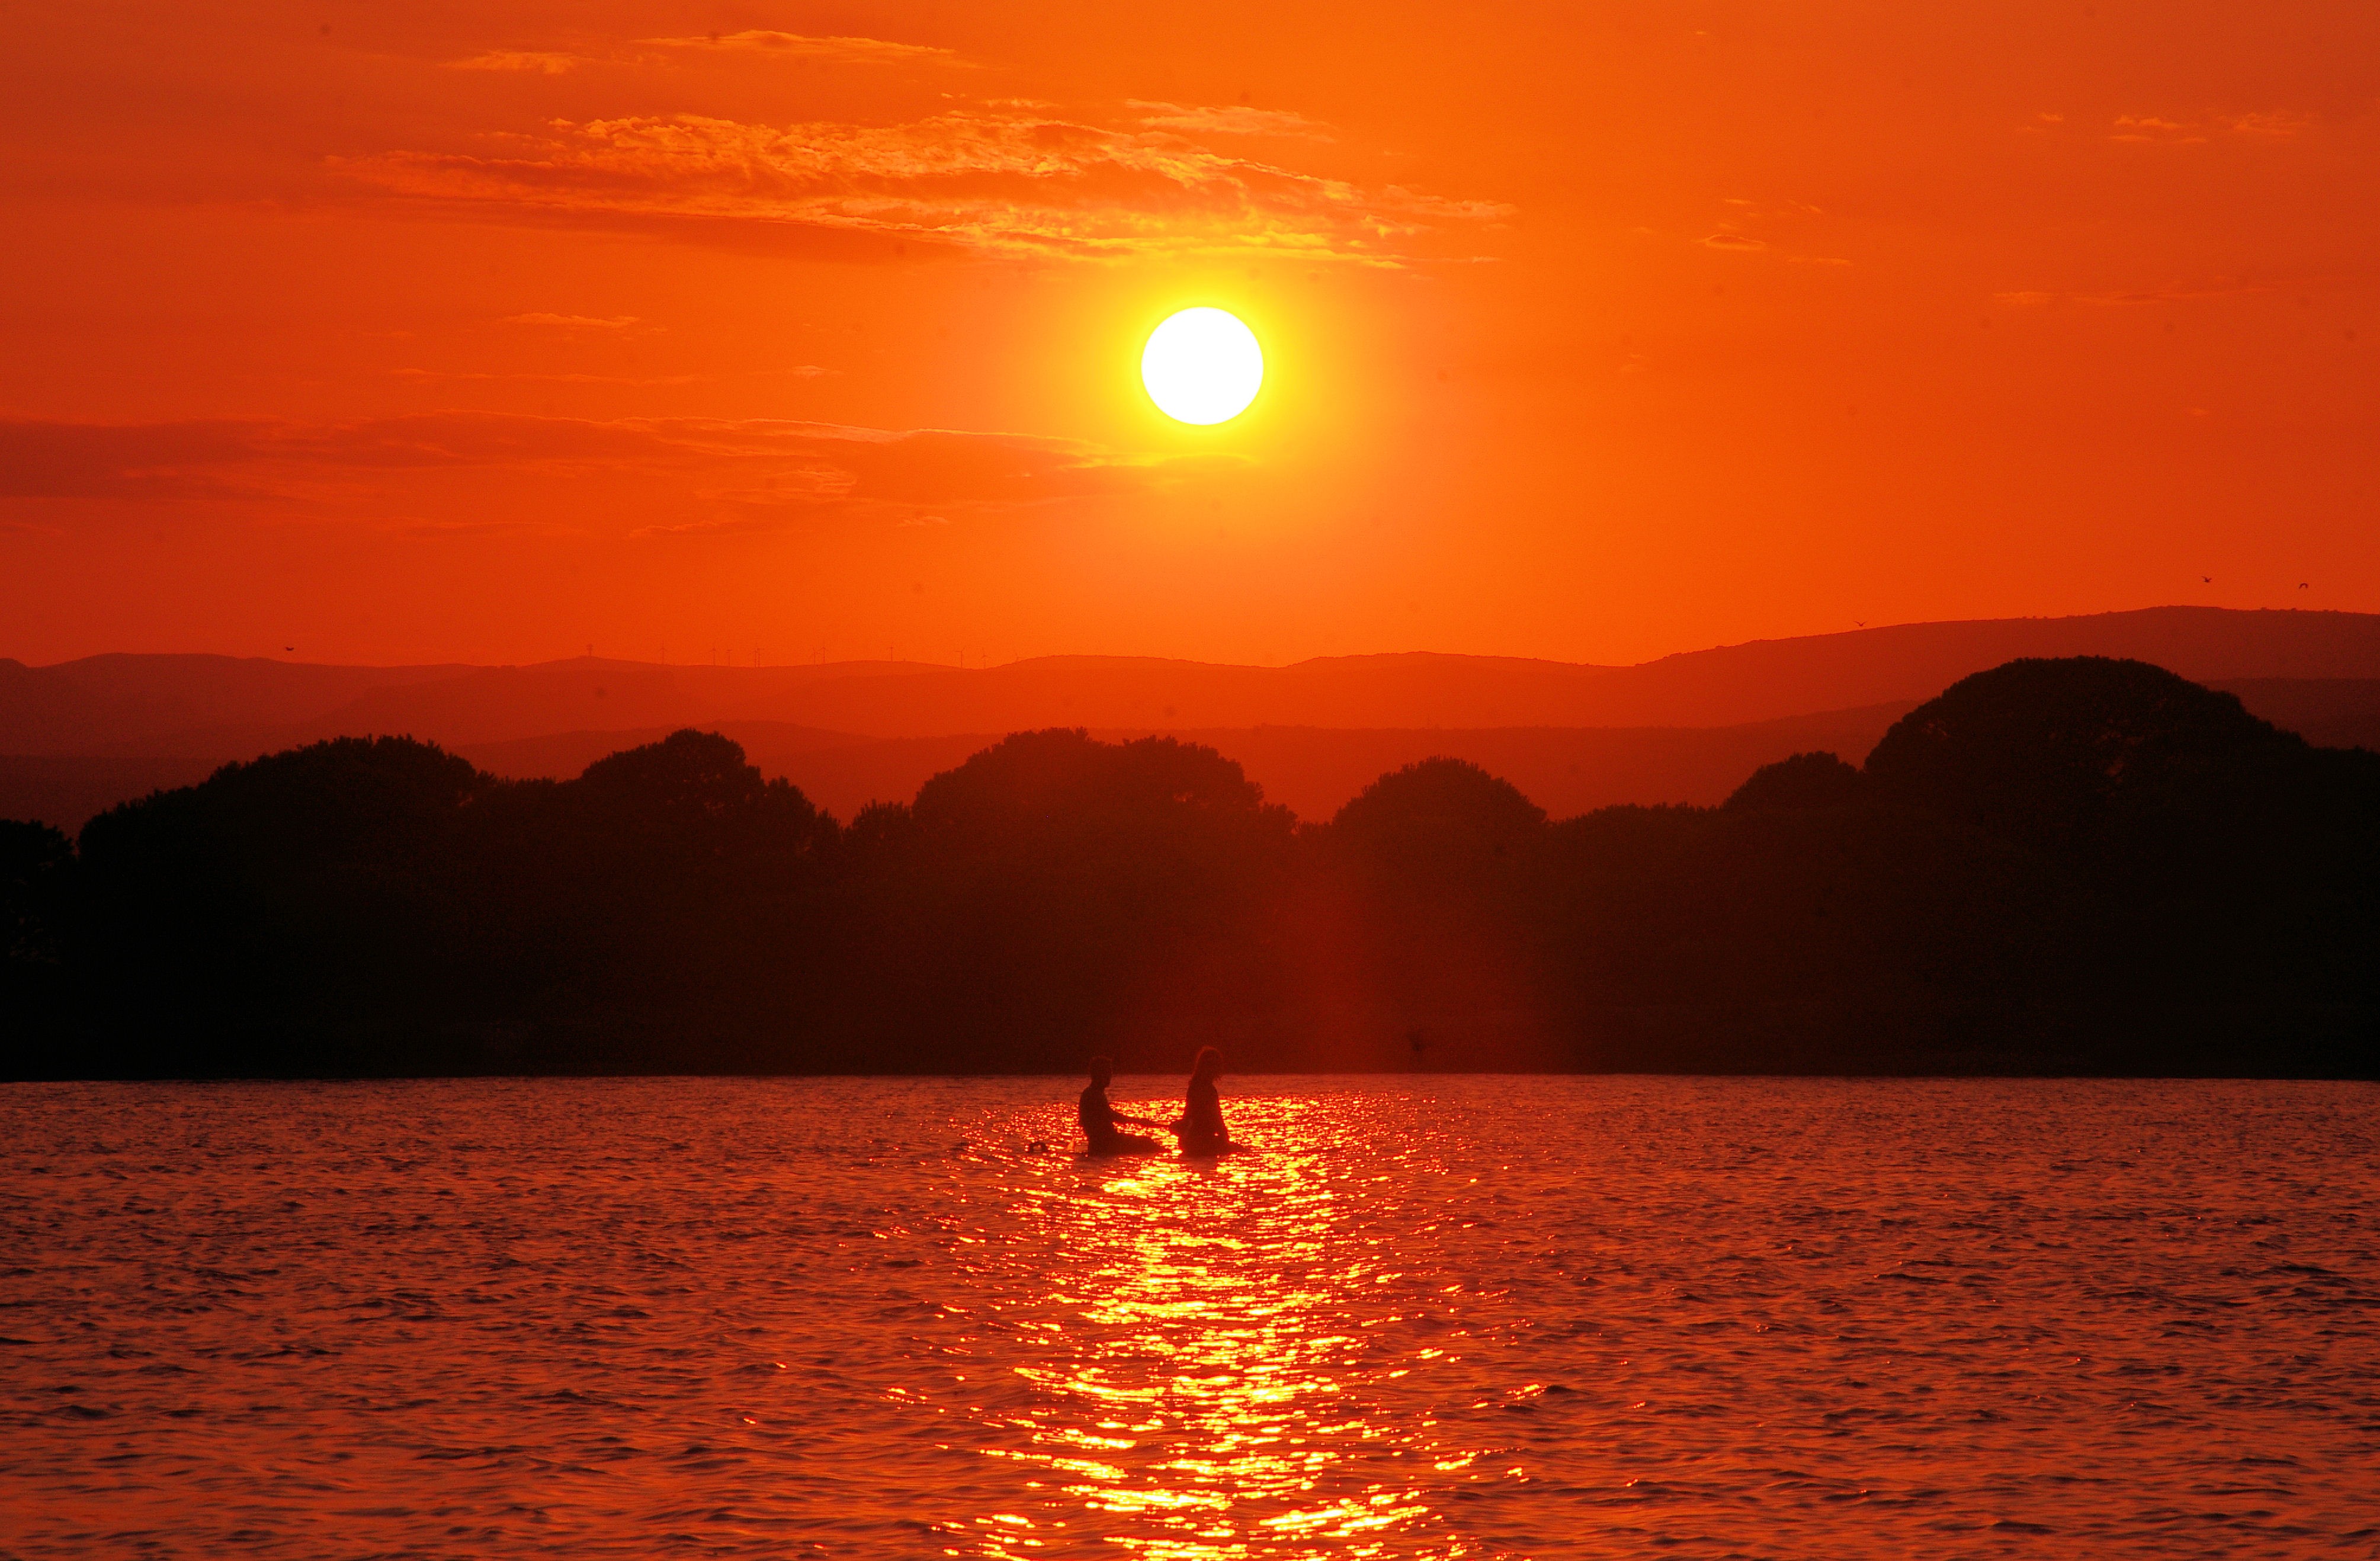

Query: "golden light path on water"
(7, 1078), (2379, 1559)
(895, 1092), (1518, 1559)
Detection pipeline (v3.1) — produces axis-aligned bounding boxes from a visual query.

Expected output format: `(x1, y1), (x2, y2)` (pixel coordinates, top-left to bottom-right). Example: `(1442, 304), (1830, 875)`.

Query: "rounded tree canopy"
(1329, 756), (1547, 866)
(1725, 751), (1863, 812)
(1864, 656), (2299, 832)
(80, 735), (486, 866)
(912, 728), (1279, 837)
(576, 728), (813, 820)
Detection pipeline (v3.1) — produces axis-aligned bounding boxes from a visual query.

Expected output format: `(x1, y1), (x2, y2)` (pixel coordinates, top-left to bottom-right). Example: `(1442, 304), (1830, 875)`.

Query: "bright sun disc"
(1141, 308), (1263, 425)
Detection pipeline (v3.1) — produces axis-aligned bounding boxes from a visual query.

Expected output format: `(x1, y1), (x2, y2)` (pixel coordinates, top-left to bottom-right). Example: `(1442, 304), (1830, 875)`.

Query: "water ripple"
(1, 1076), (2376, 1557)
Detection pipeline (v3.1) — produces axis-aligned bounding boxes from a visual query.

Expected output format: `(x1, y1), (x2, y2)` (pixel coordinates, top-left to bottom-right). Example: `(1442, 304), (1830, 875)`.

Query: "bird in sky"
(2299, 582), (2310, 589)
(2202, 576), (2213, 584)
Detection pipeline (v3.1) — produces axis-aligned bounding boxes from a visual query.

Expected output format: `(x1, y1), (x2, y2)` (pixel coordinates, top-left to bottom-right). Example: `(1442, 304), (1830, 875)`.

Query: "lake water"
(2, 1076), (2376, 1558)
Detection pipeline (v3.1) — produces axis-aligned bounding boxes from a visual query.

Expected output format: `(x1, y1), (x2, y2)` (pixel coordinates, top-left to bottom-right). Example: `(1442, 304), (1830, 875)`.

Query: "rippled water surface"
(4, 1077), (2378, 1557)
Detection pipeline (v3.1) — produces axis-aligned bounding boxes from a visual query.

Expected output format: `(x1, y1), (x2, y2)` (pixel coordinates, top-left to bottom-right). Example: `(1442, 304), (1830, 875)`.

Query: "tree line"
(3, 656), (2375, 1078)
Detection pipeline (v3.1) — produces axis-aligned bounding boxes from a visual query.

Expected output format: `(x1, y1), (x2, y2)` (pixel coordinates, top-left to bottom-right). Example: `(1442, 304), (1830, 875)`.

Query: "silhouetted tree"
(72, 736), (493, 1069)
(0, 820), (74, 1075)
(1865, 657), (2298, 841)
(1859, 658), (2379, 1061)
(1725, 751), (1863, 812)
(1305, 759), (1557, 1066)
(850, 730), (1296, 1068)
(469, 729), (840, 1069)
(2, 818), (71, 967)
(4, 660), (2372, 1080)
(1326, 757), (1547, 875)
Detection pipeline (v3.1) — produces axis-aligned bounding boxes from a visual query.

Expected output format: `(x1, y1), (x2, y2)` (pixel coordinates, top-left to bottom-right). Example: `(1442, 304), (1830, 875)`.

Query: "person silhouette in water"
(1173, 1046), (1232, 1156)
(1080, 1057), (1167, 1155)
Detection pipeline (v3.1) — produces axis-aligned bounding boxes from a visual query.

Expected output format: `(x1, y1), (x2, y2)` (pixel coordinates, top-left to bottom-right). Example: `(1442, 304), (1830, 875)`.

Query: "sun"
(1141, 307), (1263, 425)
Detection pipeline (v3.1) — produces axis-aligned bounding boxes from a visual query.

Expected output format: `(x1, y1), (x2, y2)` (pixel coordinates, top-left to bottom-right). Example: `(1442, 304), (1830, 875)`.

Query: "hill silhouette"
(7, 610), (2380, 834)
(4, 656), (2373, 1081)
(0, 652), (474, 754)
(453, 706), (1917, 828)
(5, 689), (2376, 838)
(0, 754), (223, 838)
(9, 608), (2380, 757)
(454, 722), (874, 787)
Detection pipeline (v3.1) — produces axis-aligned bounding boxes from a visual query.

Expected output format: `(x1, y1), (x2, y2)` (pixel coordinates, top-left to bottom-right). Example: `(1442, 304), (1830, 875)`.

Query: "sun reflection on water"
(14, 1079), (2372, 1557)
(905, 1090), (1511, 1559)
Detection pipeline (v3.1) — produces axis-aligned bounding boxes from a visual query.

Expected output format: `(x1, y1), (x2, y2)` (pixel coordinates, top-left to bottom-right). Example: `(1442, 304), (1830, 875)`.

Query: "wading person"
(1173, 1046), (1233, 1156)
(1079, 1057), (1166, 1155)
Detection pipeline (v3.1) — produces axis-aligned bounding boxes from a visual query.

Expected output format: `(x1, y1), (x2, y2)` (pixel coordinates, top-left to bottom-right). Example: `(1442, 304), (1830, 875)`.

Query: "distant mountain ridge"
(8, 608), (2380, 759)
(8, 610), (2380, 831)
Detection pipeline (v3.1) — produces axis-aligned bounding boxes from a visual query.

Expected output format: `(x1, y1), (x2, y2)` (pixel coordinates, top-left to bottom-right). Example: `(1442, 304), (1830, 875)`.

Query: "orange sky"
(2, 1), (2375, 668)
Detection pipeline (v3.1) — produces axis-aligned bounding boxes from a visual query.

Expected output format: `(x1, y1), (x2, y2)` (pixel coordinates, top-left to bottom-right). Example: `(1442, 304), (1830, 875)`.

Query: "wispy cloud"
(444, 32), (962, 81)
(501, 313), (646, 331)
(1993, 277), (2307, 307)
(0, 420), (275, 501)
(2219, 110), (2314, 138)
(337, 110), (1509, 266)
(639, 31), (963, 67)
(447, 50), (591, 75)
(1698, 197), (1845, 265)
(390, 368), (701, 386)
(2111, 114), (2205, 145)
(2109, 109), (2313, 145)
(1128, 102), (1330, 140)
(0, 414), (1243, 525)
(395, 517), (580, 539)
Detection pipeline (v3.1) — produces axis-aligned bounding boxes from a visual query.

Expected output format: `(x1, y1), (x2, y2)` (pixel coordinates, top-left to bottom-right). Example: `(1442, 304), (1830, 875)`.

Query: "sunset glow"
(7, 8), (2380, 1557)
(4, 2), (2372, 668)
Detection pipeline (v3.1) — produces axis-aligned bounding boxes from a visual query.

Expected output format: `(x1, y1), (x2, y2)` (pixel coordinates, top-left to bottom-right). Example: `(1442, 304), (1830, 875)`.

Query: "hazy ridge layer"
(7, 608), (2380, 831)
(8, 607), (2380, 754)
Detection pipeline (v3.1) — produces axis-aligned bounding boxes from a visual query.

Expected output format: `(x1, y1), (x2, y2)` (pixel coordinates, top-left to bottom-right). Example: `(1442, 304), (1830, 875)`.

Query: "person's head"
(1088, 1056), (1114, 1087)
(1191, 1046), (1222, 1083)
